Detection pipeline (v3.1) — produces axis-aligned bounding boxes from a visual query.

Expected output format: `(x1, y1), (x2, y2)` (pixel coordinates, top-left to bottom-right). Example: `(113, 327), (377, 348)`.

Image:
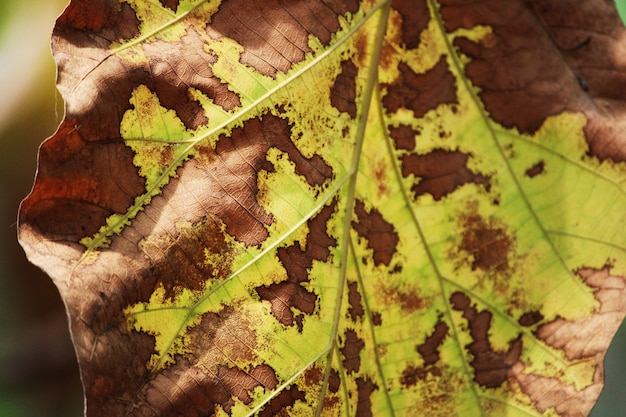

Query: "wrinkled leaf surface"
(19, 0), (626, 416)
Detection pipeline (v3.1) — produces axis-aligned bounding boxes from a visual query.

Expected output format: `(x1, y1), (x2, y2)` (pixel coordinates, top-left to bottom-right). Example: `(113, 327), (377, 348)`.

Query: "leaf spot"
(193, 113), (332, 246)
(341, 329), (365, 374)
(352, 200), (400, 267)
(383, 58), (457, 118)
(355, 377), (378, 417)
(400, 364), (442, 387)
(256, 201), (337, 329)
(378, 282), (423, 314)
(59, 0), (140, 38)
(459, 211), (513, 274)
(524, 160), (545, 178)
(451, 292), (522, 388)
(330, 59), (359, 118)
(347, 281), (365, 321)
(258, 385), (306, 417)
(535, 264), (626, 360)
(518, 311), (544, 327)
(389, 124), (417, 150)
(401, 149), (491, 201)
(158, 0), (180, 12)
(417, 320), (449, 366)
(19, 128), (145, 243)
(391, 0), (430, 50)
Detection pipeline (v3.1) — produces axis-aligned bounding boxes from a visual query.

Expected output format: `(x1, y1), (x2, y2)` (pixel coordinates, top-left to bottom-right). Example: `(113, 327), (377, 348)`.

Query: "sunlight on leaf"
(18, 0), (626, 416)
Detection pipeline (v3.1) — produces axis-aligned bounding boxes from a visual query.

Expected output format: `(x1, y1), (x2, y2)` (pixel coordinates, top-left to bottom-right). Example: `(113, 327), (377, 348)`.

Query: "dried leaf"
(19, 0), (626, 416)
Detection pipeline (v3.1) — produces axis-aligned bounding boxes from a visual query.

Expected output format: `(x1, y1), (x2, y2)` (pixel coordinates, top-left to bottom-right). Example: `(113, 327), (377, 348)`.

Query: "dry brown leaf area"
(17, 0), (626, 416)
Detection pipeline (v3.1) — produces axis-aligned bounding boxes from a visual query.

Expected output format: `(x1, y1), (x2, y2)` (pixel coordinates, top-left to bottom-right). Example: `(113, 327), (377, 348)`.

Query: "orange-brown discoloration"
(459, 212), (513, 274)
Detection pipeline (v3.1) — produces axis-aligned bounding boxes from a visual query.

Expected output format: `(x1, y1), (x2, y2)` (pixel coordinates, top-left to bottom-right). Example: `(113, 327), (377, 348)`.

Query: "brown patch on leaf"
(71, 321), (155, 417)
(379, 283), (423, 314)
(330, 59), (359, 118)
(400, 365), (424, 387)
(137, 360), (278, 415)
(78, 304), (279, 416)
(188, 306), (261, 364)
(389, 124), (417, 150)
(143, 27), (241, 129)
(530, 1), (626, 162)
(206, 0), (359, 77)
(192, 113), (332, 246)
(21, 0), (149, 245)
(258, 385), (306, 417)
(304, 366), (323, 387)
(159, 0), (180, 12)
(257, 201), (337, 328)
(19, 122), (145, 243)
(26, 0), (351, 257)
(383, 58), (457, 118)
(391, 0), (430, 49)
(139, 307), (278, 415)
(341, 329), (365, 374)
(441, 1), (571, 134)
(372, 312), (383, 326)
(417, 321), (449, 366)
(459, 211), (513, 274)
(450, 292), (522, 388)
(328, 369), (341, 393)
(256, 275), (317, 330)
(22, 4), (240, 246)
(216, 365), (279, 408)
(440, 0), (626, 161)
(53, 1), (180, 137)
(57, 0), (139, 39)
(400, 365), (442, 387)
(401, 149), (490, 201)
(140, 216), (233, 300)
(192, 121), (273, 245)
(322, 396), (340, 413)
(518, 311), (544, 327)
(263, 109), (334, 187)
(525, 160), (545, 178)
(353, 30), (370, 68)
(352, 200), (399, 267)
(355, 377), (378, 417)
(348, 281), (365, 321)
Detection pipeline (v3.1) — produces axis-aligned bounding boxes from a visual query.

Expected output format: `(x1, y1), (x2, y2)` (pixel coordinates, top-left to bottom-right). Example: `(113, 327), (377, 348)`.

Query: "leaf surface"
(18, 0), (626, 416)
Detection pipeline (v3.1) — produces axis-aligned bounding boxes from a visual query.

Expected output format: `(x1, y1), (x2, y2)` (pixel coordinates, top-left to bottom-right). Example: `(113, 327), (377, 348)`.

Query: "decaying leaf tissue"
(19, 0), (626, 416)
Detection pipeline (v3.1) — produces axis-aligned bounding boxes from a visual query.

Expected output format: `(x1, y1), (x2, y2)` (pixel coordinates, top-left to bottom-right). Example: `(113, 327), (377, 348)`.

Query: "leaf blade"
(18, 0), (626, 416)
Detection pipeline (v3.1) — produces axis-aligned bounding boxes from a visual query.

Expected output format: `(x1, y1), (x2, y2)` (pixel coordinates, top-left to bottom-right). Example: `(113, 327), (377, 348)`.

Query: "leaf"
(18, 0), (626, 416)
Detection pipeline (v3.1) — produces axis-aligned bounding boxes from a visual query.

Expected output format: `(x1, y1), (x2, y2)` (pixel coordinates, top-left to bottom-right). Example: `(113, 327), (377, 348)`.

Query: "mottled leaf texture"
(18, 0), (626, 416)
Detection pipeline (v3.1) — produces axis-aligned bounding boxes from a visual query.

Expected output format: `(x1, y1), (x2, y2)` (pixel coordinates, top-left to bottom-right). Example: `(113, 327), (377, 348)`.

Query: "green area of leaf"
(17, 0), (626, 416)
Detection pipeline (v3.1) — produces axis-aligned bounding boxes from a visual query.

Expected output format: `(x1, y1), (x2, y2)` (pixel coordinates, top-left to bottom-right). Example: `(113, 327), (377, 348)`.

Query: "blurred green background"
(0, 1), (83, 416)
(0, 1), (624, 416)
